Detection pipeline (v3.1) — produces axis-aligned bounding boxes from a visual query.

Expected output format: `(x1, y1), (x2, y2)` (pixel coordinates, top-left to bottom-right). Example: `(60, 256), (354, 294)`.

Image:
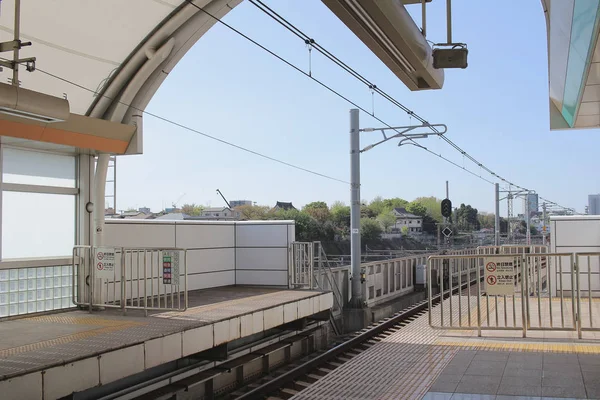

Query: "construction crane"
(172, 193), (186, 209)
(216, 189), (231, 208)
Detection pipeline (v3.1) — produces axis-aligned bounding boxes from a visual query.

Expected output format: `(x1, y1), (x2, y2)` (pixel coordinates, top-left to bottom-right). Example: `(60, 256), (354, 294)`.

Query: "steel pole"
(495, 183), (500, 245)
(542, 202), (547, 245)
(526, 192), (531, 245)
(349, 109), (363, 307)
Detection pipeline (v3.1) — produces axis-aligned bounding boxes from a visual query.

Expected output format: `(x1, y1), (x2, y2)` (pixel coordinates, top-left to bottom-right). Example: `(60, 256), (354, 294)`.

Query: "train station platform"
(0, 286), (333, 400)
(291, 294), (600, 400)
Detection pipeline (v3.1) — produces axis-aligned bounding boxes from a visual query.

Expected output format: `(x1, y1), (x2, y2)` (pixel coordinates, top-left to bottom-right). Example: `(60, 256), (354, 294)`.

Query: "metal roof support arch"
(83, 0), (241, 306)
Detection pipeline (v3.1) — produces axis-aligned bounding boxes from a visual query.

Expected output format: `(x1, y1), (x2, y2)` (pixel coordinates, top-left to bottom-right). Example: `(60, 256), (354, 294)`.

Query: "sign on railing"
(428, 252), (578, 338)
(72, 246), (188, 316)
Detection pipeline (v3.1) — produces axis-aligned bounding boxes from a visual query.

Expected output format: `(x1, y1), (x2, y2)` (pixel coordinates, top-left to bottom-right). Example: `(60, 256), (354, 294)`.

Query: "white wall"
(104, 220), (295, 291)
(550, 216), (600, 296)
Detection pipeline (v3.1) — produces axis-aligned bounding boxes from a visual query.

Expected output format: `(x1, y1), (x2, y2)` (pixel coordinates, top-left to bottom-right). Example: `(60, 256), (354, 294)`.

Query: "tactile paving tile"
(292, 295), (600, 400)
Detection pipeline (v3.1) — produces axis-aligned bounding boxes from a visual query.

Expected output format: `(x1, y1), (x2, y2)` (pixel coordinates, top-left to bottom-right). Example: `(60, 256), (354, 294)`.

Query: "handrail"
(313, 242), (345, 313)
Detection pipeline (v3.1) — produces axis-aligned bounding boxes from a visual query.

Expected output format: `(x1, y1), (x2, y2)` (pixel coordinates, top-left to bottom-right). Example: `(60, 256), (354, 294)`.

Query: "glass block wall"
(0, 266), (75, 317)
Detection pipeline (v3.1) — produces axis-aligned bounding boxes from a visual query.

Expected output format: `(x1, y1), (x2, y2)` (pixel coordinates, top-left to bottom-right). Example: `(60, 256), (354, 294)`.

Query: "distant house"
(184, 207), (241, 220)
(273, 201), (296, 211)
(392, 208), (422, 234)
(154, 213), (188, 221)
(230, 200), (253, 208)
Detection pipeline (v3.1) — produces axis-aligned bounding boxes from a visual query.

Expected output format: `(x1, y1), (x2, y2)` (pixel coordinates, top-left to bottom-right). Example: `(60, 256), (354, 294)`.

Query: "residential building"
(198, 207), (240, 220)
(589, 194), (600, 215)
(273, 201), (296, 211)
(230, 200), (253, 208)
(392, 208), (422, 234)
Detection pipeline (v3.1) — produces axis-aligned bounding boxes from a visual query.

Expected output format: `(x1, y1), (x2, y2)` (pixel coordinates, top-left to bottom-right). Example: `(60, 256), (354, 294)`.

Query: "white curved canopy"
(0, 0), (241, 153)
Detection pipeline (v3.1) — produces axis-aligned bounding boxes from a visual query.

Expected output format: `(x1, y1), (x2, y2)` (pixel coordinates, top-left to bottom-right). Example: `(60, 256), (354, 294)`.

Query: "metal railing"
(73, 246), (188, 315)
(575, 253), (600, 335)
(428, 252), (577, 337)
(289, 242), (314, 289)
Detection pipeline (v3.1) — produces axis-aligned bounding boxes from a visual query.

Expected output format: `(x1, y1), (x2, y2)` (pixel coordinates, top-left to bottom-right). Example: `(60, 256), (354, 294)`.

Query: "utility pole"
(495, 183), (500, 245)
(526, 191), (531, 245)
(349, 109), (362, 308)
(347, 109), (447, 307)
(542, 202), (547, 245)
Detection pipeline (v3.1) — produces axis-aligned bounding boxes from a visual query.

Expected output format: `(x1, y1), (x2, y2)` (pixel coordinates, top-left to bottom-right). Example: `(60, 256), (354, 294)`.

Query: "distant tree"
(421, 215), (438, 235)
(303, 201), (330, 223)
(360, 218), (382, 242)
(478, 212), (496, 229)
(368, 196), (387, 216)
(377, 211), (396, 233)
(382, 197), (409, 210)
(407, 201), (428, 217)
(455, 203), (480, 231)
(401, 226), (409, 236)
(361, 205), (377, 219)
(237, 204), (269, 220)
(330, 201), (351, 228)
(412, 196), (443, 222)
(181, 203), (204, 216)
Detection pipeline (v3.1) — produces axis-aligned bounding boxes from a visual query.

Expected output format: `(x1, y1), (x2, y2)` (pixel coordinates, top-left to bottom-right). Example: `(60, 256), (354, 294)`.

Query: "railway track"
(229, 279), (479, 400)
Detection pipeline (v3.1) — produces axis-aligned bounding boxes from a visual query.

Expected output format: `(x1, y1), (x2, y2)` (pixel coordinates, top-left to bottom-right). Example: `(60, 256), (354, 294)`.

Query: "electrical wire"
(29, 66), (350, 185)
(244, 0), (577, 211)
(6, 2), (576, 212)
(182, 1), (497, 186)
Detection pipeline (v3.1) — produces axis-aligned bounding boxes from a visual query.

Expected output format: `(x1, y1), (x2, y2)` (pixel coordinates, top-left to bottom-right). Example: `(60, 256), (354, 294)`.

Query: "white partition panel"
(175, 223), (235, 249)
(235, 223), (290, 247)
(550, 215), (600, 297)
(104, 220), (294, 291)
(236, 270), (288, 286)
(104, 222), (175, 249)
(236, 248), (288, 271)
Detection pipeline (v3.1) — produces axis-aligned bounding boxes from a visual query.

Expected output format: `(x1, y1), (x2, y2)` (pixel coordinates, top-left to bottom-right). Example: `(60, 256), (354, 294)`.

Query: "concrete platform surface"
(291, 295), (600, 400)
(0, 286), (333, 400)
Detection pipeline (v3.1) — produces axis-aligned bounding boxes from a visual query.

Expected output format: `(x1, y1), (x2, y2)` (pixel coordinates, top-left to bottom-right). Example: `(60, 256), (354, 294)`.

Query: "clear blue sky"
(116, 0), (600, 215)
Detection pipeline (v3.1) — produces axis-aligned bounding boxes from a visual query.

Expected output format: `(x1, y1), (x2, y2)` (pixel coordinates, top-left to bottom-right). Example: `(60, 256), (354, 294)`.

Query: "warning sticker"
(162, 250), (180, 285)
(484, 257), (515, 296)
(94, 247), (117, 279)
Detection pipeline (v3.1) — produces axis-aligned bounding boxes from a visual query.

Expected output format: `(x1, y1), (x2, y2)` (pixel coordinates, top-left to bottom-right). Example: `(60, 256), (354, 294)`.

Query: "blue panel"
(561, 0), (600, 126)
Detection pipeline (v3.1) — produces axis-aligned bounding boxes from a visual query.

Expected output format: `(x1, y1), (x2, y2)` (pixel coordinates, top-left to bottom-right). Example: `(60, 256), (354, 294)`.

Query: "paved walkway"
(291, 295), (600, 400)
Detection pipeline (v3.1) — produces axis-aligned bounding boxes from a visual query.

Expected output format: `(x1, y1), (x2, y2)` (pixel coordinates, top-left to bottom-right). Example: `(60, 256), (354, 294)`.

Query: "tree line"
(177, 196), (489, 243)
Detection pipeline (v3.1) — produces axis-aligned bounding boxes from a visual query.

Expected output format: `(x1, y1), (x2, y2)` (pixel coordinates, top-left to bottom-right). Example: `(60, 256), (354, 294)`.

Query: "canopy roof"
(543, 0), (600, 129)
(0, 0), (241, 153)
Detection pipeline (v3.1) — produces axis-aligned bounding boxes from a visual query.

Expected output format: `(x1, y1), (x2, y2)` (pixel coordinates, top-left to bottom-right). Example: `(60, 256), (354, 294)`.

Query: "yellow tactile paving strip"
(291, 296), (600, 400)
(434, 339), (600, 354)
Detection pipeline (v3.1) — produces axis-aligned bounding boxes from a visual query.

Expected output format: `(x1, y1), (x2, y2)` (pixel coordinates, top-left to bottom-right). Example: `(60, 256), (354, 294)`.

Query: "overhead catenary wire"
(181, 1), (499, 186)
(27, 66), (350, 185)
(244, 0), (577, 212)
(7, 3), (575, 212)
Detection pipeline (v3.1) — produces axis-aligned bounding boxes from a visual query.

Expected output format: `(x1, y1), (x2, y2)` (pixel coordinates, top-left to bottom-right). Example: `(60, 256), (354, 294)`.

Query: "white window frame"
(0, 145), (79, 266)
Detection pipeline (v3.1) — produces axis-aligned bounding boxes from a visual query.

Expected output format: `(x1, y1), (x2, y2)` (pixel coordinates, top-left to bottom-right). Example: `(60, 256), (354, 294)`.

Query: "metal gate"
(428, 252), (577, 337)
(576, 253), (600, 335)
(289, 242), (314, 289)
(73, 246), (188, 315)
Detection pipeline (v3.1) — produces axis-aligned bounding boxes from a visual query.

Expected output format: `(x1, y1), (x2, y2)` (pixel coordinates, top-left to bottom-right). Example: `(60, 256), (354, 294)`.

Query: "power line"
(29, 67), (350, 185)
(181, 1), (498, 186)
(245, 0), (576, 211)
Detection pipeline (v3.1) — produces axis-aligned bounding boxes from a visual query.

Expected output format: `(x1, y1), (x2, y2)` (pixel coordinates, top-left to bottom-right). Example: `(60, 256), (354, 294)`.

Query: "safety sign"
(483, 257), (515, 296)
(162, 250), (180, 285)
(94, 247), (117, 279)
